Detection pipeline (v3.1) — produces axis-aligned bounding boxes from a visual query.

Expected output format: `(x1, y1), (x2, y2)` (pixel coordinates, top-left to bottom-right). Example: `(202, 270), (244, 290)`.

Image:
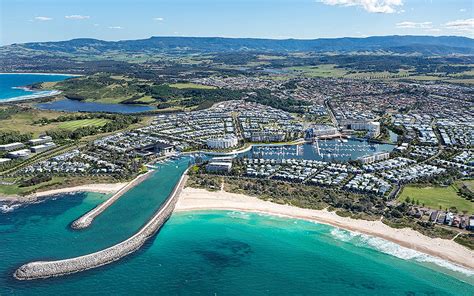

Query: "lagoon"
(36, 98), (155, 114)
(0, 74), (154, 113)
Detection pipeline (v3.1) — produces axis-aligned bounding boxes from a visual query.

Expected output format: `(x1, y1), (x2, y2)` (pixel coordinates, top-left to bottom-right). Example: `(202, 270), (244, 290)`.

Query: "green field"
(284, 64), (474, 84)
(286, 65), (409, 79)
(286, 64), (347, 78)
(0, 177), (65, 196)
(48, 74), (152, 104)
(346, 69), (410, 79)
(0, 108), (65, 137)
(134, 96), (156, 103)
(58, 118), (110, 130)
(169, 83), (216, 89)
(398, 185), (474, 214)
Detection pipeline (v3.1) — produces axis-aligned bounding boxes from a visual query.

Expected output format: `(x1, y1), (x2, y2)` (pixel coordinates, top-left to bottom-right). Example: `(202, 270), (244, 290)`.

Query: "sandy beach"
(176, 187), (474, 270)
(0, 183), (126, 203)
(0, 90), (63, 103)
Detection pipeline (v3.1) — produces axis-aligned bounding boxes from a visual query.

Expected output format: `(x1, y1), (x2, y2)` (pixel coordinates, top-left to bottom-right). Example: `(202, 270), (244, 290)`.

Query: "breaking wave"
(330, 228), (474, 277)
(227, 211), (252, 220)
(0, 204), (21, 213)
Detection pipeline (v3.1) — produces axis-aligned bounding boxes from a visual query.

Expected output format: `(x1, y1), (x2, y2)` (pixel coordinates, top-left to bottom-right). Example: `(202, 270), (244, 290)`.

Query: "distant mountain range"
(5, 35), (474, 55)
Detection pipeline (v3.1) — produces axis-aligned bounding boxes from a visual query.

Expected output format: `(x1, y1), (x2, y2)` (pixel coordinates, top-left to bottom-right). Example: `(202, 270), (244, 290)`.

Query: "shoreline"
(0, 72), (81, 103)
(0, 90), (63, 103)
(0, 182), (127, 204)
(0, 72), (82, 77)
(175, 187), (474, 271)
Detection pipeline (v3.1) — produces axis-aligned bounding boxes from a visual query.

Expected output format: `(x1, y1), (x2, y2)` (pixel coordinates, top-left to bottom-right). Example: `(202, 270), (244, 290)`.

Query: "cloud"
(444, 18), (474, 31)
(459, 8), (466, 12)
(153, 17), (164, 21)
(65, 15), (90, 20)
(34, 16), (52, 21)
(396, 21), (432, 29)
(318, 0), (403, 14)
(108, 26), (123, 29)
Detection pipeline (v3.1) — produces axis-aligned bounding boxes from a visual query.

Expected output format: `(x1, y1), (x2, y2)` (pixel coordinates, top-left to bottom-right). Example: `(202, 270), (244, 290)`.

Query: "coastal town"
(0, 73), (472, 284)
(0, 75), (471, 238)
(2, 0), (474, 293)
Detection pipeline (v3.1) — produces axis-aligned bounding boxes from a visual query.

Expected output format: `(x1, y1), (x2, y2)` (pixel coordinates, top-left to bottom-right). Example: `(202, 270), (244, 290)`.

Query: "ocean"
(0, 158), (472, 295)
(0, 73), (74, 101)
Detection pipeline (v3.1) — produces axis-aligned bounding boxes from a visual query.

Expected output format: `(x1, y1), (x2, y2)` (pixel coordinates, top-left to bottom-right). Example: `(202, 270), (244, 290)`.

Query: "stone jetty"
(71, 170), (153, 230)
(14, 170), (188, 281)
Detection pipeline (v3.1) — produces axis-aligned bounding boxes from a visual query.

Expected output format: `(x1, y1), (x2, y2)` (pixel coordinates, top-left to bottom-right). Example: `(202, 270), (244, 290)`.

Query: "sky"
(0, 0), (472, 45)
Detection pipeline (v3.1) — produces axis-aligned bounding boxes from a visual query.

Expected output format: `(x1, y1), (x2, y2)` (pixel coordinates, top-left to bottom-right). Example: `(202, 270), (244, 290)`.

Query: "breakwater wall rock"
(71, 171), (154, 230)
(14, 171), (188, 281)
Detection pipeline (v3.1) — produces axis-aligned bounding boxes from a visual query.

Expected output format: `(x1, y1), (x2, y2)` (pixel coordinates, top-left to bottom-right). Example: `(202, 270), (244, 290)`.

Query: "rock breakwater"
(71, 171), (153, 230)
(14, 171), (188, 280)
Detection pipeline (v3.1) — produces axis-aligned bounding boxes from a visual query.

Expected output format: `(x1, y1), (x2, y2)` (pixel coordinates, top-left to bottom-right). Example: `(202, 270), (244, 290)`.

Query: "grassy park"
(0, 108), (63, 137)
(169, 83), (216, 89)
(286, 64), (347, 78)
(0, 176), (66, 196)
(398, 185), (474, 214)
(0, 108), (112, 136)
(58, 118), (110, 130)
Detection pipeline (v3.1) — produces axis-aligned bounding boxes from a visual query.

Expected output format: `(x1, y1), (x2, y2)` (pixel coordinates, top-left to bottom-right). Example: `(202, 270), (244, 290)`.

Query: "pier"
(71, 170), (154, 230)
(14, 170), (189, 281)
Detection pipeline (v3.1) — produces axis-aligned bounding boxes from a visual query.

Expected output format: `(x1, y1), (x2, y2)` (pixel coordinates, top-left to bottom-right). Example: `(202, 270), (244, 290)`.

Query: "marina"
(245, 139), (394, 162)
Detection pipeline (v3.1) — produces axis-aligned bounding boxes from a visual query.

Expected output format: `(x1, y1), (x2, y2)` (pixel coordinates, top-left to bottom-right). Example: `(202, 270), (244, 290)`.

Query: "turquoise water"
(0, 74), (153, 113)
(0, 74), (73, 101)
(0, 158), (190, 294)
(0, 157), (472, 294)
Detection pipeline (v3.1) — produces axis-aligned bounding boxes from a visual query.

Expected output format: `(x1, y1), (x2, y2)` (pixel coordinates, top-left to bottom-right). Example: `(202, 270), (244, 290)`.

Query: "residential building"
(7, 149), (31, 159)
(206, 135), (238, 149)
(28, 136), (53, 146)
(358, 152), (390, 164)
(30, 142), (56, 153)
(305, 125), (338, 141)
(0, 142), (24, 151)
